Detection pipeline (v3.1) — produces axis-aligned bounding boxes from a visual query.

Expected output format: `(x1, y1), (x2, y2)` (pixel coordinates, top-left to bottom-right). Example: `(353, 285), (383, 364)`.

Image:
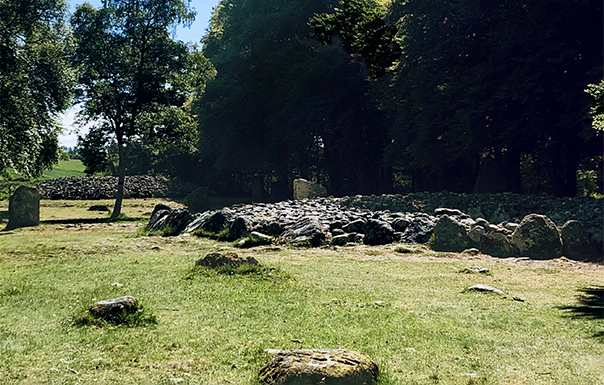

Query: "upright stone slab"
(5, 186), (40, 230)
(293, 179), (327, 200)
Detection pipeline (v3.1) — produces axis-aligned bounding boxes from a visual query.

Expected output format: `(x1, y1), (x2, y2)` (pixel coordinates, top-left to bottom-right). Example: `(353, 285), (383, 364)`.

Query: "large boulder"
(364, 219), (395, 246)
(229, 216), (253, 240)
(5, 186), (41, 230)
(259, 349), (378, 385)
(476, 231), (517, 257)
(146, 206), (192, 235)
(560, 220), (601, 262)
(431, 215), (469, 252)
(400, 216), (435, 243)
(511, 214), (563, 260)
(281, 217), (326, 246)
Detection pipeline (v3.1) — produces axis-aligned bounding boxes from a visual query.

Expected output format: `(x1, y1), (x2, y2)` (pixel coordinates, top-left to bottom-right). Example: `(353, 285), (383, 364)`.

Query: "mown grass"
(0, 200), (603, 384)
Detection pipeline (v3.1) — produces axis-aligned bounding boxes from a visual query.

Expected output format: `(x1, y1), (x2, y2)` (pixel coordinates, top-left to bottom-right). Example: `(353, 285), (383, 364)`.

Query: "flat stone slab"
(88, 296), (139, 319)
(259, 349), (378, 385)
(467, 284), (505, 295)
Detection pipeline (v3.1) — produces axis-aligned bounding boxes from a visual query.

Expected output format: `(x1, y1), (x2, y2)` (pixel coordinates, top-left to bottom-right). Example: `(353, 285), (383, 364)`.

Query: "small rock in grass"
(467, 284), (505, 295)
(461, 266), (490, 274)
(195, 252), (259, 269)
(461, 248), (480, 255)
(259, 349), (378, 385)
(88, 296), (139, 319)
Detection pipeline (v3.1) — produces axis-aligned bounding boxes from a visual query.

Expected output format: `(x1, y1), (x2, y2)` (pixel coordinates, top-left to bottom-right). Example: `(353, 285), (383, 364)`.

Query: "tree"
(196, 0), (392, 198)
(379, 0), (603, 196)
(0, 0), (74, 177)
(71, 0), (215, 218)
(309, 0), (401, 79)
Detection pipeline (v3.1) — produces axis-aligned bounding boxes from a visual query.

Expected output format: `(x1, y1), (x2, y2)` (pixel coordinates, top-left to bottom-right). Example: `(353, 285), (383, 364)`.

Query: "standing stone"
(293, 179), (327, 200)
(259, 349), (378, 385)
(511, 214), (563, 260)
(5, 186), (40, 230)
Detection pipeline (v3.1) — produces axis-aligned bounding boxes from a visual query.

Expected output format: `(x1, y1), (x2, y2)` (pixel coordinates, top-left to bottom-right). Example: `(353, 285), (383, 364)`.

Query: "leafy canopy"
(71, 0), (215, 215)
(0, 0), (74, 177)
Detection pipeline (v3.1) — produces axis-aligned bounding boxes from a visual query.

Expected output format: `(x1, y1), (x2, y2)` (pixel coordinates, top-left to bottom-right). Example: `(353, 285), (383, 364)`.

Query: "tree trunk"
(110, 139), (126, 219)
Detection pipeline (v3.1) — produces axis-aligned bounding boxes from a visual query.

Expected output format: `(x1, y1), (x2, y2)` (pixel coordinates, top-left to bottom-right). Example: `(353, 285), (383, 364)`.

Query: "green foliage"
(71, 0), (215, 216)
(379, 0), (603, 196)
(197, 0), (390, 197)
(585, 80), (604, 133)
(309, 0), (402, 79)
(0, 0), (75, 177)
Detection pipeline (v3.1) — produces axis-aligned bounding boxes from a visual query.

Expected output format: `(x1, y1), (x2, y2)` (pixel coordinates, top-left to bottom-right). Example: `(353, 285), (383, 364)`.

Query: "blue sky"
(60, 0), (221, 147)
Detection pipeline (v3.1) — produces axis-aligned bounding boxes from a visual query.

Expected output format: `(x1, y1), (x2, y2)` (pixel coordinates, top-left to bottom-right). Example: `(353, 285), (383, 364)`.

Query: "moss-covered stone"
(259, 349), (378, 385)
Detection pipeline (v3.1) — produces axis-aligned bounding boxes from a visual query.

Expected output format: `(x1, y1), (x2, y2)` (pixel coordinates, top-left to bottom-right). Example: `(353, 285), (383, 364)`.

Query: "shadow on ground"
(560, 286), (604, 340)
(40, 217), (144, 225)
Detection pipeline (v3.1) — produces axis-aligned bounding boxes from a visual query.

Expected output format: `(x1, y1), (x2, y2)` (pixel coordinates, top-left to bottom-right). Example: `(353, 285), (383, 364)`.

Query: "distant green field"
(40, 159), (86, 180)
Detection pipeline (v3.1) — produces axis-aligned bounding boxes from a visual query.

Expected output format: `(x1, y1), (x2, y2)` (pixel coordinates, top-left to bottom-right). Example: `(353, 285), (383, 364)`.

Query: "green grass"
(0, 201), (603, 384)
(40, 159), (87, 180)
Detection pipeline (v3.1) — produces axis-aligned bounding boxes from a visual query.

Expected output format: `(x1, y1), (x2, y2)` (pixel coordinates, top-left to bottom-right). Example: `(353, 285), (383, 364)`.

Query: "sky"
(59, 0), (221, 148)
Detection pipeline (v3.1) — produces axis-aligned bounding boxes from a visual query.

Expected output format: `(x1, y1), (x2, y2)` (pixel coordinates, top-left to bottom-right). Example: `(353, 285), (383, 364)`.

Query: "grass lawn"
(0, 199), (602, 384)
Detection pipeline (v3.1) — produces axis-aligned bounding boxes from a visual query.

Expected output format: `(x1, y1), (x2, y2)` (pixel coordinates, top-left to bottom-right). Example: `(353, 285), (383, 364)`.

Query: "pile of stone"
(431, 210), (600, 261)
(146, 196), (602, 261)
(333, 191), (602, 246)
(36, 175), (169, 200)
(146, 198), (439, 247)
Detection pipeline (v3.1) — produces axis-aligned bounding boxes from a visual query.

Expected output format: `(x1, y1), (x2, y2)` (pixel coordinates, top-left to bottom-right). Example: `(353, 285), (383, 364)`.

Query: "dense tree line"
(188, 0), (602, 198)
(1, 0), (601, 200)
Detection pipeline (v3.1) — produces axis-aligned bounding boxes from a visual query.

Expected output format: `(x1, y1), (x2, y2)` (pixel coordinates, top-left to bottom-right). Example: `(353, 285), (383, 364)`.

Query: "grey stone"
(331, 234), (350, 246)
(431, 215), (469, 252)
(477, 231), (517, 257)
(293, 179), (327, 200)
(259, 349), (378, 385)
(511, 214), (563, 260)
(560, 220), (601, 262)
(343, 219), (366, 234)
(363, 219), (395, 246)
(400, 217), (435, 244)
(467, 284), (505, 295)
(281, 217), (326, 246)
(88, 296), (139, 319)
(229, 216), (252, 240)
(5, 186), (40, 230)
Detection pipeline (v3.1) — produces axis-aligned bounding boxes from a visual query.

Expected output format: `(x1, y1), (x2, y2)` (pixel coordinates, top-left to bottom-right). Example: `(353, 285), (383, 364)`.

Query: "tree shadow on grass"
(560, 286), (604, 340)
(561, 286), (604, 319)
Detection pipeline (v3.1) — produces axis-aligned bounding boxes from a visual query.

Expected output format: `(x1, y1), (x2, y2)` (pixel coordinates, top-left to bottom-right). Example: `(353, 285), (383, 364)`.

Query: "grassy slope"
(0, 200), (602, 384)
(40, 159), (87, 180)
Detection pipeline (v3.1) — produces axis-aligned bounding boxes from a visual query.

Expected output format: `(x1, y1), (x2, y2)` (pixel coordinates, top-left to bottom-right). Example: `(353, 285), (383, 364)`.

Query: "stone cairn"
(146, 193), (602, 262)
(36, 175), (169, 200)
